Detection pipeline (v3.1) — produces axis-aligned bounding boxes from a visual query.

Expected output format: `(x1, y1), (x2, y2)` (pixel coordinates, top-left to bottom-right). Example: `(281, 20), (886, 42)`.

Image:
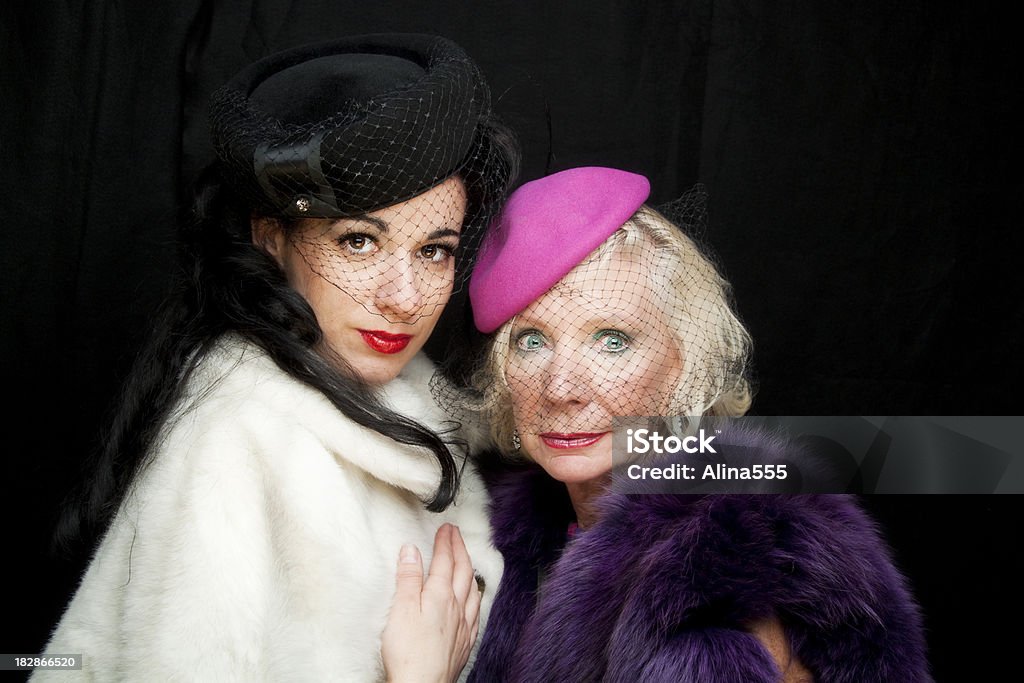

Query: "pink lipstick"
(359, 330), (412, 354)
(539, 432), (608, 450)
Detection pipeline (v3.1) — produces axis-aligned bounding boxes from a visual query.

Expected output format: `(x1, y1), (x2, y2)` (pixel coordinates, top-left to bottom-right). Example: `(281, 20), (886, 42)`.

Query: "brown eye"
(338, 233), (376, 255)
(419, 243), (454, 263)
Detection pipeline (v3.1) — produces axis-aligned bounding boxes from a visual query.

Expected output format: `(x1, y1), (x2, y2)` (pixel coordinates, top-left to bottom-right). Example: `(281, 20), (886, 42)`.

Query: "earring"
(511, 430), (521, 451)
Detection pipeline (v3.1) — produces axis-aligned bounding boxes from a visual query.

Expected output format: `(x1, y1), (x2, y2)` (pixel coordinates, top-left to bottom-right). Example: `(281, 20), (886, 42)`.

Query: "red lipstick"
(539, 432), (608, 450)
(359, 330), (412, 354)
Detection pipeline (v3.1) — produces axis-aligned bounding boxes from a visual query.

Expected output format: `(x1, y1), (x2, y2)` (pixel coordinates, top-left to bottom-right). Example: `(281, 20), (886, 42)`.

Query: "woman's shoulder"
(142, 337), (329, 478)
(152, 336), (351, 476)
(144, 336), (494, 504)
(178, 335), (436, 427)
(182, 333), (306, 408)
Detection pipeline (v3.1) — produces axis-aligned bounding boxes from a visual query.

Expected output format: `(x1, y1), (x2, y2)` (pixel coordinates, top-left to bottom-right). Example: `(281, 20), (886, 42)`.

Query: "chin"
(548, 470), (606, 485)
(537, 454), (611, 485)
(331, 350), (405, 386)
(357, 361), (404, 386)
(327, 337), (419, 385)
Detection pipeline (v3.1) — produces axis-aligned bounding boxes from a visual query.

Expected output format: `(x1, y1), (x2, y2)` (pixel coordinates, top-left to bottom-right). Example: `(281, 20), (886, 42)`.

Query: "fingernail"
(400, 544), (418, 564)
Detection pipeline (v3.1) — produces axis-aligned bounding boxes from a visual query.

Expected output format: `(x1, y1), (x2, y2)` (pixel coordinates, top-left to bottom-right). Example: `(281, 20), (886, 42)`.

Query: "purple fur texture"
(470, 425), (932, 682)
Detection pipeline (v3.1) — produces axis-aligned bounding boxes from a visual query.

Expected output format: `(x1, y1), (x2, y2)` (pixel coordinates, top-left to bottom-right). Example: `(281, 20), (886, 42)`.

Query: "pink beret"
(469, 166), (650, 333)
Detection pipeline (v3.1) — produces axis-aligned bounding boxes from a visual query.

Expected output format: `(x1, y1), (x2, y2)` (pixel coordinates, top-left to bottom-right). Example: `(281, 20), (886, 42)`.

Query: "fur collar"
(470, 425), (932, 682)
(182, 335), (457, 499)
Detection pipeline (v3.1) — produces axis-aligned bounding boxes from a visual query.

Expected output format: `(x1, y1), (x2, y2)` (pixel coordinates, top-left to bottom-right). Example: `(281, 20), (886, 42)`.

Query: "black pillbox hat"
(210, 33), (491, 218)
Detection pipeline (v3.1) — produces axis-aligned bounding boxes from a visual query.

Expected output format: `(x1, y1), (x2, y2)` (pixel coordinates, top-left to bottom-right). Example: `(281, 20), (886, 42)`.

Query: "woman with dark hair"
(410, 166), (931, 681)
(36, 34), (518, 681)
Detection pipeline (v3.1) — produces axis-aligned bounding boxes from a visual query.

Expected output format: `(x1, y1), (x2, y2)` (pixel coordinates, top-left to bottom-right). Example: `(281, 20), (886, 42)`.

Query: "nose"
(541, 347), (590, 405)
(373, 256), (423, 319)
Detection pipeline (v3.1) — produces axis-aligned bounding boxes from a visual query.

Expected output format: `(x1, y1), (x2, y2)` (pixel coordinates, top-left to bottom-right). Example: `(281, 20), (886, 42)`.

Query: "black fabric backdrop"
(2, 2), (1021, 680)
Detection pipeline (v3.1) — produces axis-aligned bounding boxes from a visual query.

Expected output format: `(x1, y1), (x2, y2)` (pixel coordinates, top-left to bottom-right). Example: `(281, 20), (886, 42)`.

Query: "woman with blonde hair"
(457, 167), (931, 681)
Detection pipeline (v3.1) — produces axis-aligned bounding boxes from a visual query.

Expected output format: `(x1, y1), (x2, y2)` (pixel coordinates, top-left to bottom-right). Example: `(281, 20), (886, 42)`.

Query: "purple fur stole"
(469, 425), (932, 682)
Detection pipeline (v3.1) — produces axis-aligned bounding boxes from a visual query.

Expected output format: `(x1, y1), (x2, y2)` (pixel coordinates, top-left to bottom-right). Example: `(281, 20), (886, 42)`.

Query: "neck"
(565, 473), (611, 530)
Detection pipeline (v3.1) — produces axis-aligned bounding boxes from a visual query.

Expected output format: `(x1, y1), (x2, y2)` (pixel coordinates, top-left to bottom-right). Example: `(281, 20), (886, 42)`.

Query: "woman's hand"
(381, 523), (482, 683)
(747, 616), (814, 683)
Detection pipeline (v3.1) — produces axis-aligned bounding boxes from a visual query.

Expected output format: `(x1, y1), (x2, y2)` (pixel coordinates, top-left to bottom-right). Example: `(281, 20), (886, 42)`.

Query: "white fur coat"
(34, 337), (501, 682)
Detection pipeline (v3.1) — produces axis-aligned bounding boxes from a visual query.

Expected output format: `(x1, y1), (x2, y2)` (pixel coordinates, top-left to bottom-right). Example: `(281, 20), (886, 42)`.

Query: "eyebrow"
(349, 216), (389, 233)
(428, 228), (461, 240)
(591, 313), (646, 332)
(513, 310), (643, 334)
(347, 217), (461, 240)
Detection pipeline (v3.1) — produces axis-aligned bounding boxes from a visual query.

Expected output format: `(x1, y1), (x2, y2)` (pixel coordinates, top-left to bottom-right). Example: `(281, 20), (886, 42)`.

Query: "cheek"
(305, 284), (356, 338)
(279, 251), (359, 330)
(418, 262), (456, 315)
(604, 348), (683, 415)
(279, 250), (317, 303)
(414, 297), (449, 338)
(506, 372), (536, 411)
(505, 354), (543, 398)
(278, 236), (329, 290)
(505, 364), (548, 428)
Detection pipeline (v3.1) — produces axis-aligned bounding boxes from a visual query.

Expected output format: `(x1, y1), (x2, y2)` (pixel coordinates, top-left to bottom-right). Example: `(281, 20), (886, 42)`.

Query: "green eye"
(596, 330), (630, 353)
(515, 331), (547, 351)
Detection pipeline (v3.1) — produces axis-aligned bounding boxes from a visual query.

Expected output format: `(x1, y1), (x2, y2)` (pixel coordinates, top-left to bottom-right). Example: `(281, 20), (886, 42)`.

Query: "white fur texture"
(35, 337), (501, 682)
